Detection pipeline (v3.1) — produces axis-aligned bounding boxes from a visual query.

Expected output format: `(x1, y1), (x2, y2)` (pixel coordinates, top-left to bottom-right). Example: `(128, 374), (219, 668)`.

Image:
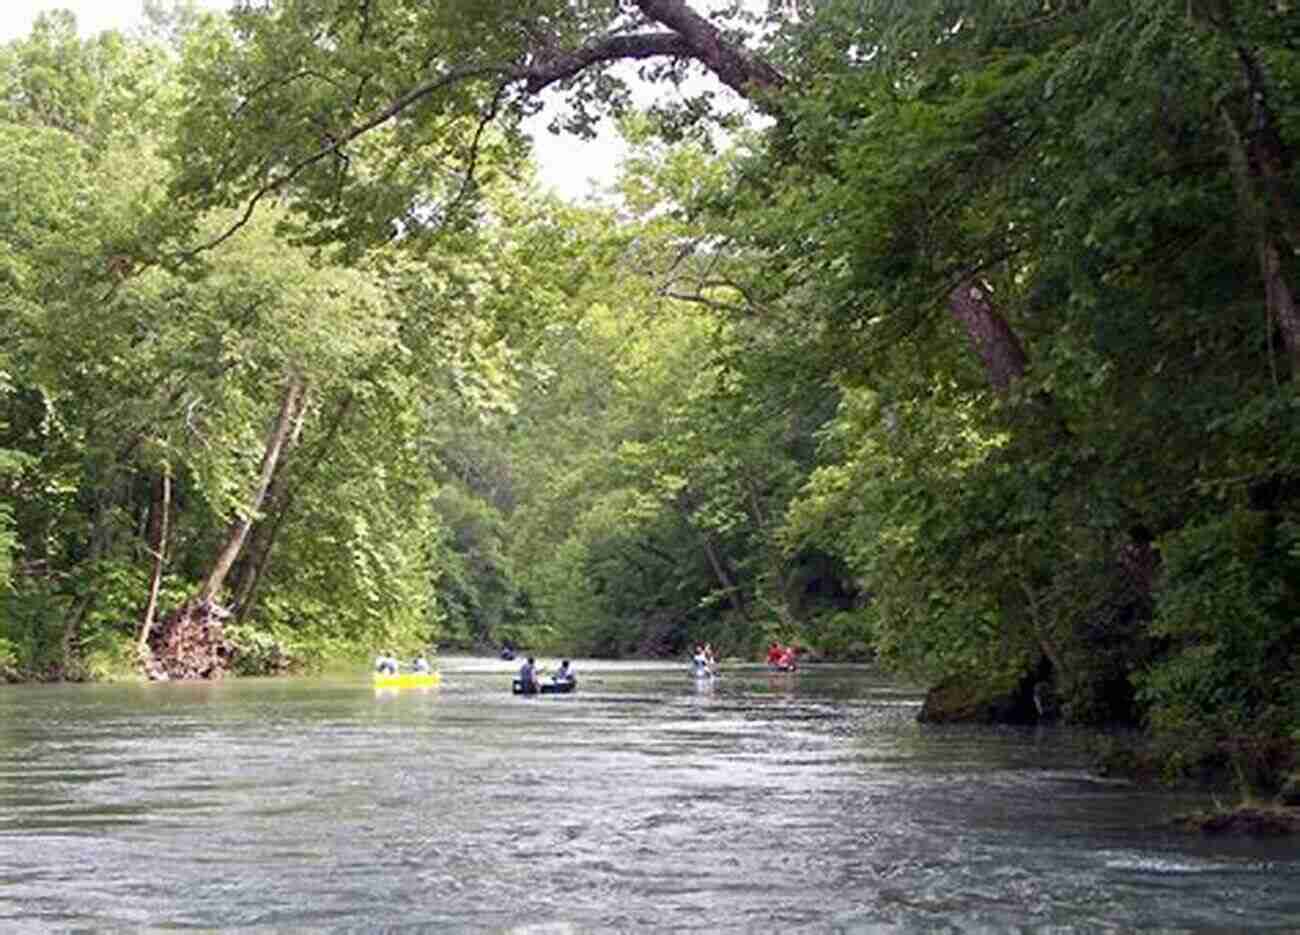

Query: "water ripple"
(0, 662), (1297, 931)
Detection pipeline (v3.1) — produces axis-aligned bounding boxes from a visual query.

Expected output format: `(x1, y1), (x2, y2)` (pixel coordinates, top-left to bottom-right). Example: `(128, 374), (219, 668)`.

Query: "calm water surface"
(1, 658), (1297, 932)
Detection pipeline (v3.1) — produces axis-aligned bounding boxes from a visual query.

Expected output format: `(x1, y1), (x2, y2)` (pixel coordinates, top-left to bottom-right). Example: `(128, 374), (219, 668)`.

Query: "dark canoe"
(512, 679), (577, 695)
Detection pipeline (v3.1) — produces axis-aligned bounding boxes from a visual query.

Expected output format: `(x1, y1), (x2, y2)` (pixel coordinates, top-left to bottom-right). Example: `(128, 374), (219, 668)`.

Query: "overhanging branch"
(186, 63), (511, 256)
(184, 0), (788, 256)
(523, 32), (695, 94)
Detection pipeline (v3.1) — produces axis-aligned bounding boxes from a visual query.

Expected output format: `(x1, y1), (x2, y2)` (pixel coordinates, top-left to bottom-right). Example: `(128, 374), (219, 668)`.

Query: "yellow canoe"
(372, 671), (441, 689)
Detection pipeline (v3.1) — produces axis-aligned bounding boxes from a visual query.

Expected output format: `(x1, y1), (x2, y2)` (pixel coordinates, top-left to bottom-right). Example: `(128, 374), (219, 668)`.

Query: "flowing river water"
(1, 658), (1297, 932)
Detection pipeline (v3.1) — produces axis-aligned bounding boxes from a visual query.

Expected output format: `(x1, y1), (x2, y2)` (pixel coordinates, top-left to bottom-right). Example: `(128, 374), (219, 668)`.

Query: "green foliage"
(791, 609), (875, 663)
(1, 0), (1297, 810)
(223, 619), (303, 676)
(78, 629), (140, 682)
(0, 11), (550, 678)
(490, 183), (849, 659)
(430, 485), (525, 649)
(0, 636), (17, 681)
(69, 559), (157, 680)
(167, 0), (544, 255)
(0, 582), (68, 679)
(785, 384), (1025, 680)
(687, 0), (1300, 767)
(1140, 509), (1300, 762)
(0, 449), (22, 592)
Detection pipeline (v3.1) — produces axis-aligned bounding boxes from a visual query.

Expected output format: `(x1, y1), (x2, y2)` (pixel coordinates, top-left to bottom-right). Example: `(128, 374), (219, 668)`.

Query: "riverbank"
(917, 670), (1300, 836)
(1170, 804), (1300, 836)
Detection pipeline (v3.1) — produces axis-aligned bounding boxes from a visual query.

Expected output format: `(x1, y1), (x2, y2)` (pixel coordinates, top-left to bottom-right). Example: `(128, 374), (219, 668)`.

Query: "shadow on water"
(1, 658), (1297, 932)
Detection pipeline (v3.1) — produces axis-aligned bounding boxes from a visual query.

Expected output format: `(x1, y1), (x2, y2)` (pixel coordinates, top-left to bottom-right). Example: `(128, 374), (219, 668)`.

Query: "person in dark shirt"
(517, 656), (539, 694)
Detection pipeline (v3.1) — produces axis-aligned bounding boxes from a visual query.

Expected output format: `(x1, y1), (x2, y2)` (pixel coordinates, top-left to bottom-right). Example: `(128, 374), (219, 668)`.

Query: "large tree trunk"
(523, 0), (784, 100)
(947, 281), (1030, 393)
(1232, 44), (1300, 370)
(1258, 241), (1300, 368)
(227, 497), (275, 626)
(143, 375), (306, 680)
(1198, 12), (1300, 371)
(633, 0), (785, 97)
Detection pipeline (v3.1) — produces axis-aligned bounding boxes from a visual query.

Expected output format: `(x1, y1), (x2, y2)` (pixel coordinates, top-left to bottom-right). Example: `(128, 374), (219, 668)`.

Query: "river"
(1, 658), (1297, 932)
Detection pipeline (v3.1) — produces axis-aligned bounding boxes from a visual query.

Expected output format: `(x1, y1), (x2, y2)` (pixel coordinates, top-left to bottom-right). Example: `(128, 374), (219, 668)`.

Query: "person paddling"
(703, 643), (721, 676)
(517, 656), (540, 695)
(767, 641), (785, 668)
(691, 644), (719, 678)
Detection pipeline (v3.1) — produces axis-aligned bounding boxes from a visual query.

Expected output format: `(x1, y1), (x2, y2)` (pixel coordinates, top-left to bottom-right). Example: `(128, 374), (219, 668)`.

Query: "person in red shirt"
(766, 641), (786, 668)
(765, 641), (782, 666)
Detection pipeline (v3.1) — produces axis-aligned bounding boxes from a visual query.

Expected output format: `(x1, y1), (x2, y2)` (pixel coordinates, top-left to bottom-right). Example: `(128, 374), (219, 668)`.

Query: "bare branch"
(452, 81), (510, 210)
(661, 275), (773, 317)
(661, 288), (743, 312)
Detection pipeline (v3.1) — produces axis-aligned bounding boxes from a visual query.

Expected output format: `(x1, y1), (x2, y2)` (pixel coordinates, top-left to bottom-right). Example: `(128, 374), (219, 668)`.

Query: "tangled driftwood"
(141, 598), (233, 680)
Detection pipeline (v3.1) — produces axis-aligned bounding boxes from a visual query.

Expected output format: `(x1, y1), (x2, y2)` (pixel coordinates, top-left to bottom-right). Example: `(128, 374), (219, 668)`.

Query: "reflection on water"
(0, 658), (1297, 932)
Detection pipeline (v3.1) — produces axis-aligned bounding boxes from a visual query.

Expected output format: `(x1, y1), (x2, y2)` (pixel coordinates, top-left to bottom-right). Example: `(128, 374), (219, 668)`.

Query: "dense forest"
(2, 0), (1297, 788)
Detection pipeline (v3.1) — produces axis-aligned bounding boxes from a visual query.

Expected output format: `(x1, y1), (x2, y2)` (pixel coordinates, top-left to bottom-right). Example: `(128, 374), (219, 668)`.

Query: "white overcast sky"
(1, 0), (757, 202)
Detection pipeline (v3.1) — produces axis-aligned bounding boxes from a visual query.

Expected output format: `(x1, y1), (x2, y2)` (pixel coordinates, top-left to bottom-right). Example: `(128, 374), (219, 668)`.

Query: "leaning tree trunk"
(674, 489), (752, 624)
(743, 472), (798, 628)
(229, 389), (362, 626)
(136, 468), (171, 678)
(700, 532), (751, 624)
(1228, 42), (1300, 371)
(1257, 241), (1300, 368)
(526, 0), (1037, 401)
(526, 0), (1153, 714)
(947, 280), (1030, 394)
(616, 1), (1041, 399)
(143, 375), (306, 680)
(228, 385), (314, 623)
